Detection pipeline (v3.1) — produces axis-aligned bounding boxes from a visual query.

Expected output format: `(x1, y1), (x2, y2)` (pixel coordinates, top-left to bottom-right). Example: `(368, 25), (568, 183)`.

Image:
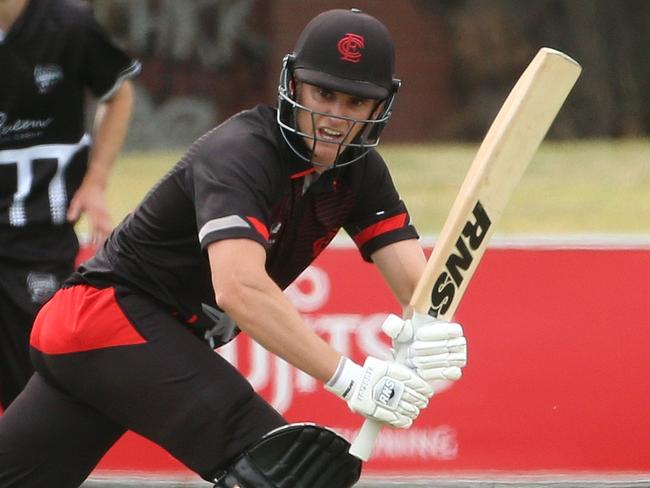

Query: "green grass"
(381, 138), (650, 235)
(105, 150), (182, 224)
(88, 139), (650, 236)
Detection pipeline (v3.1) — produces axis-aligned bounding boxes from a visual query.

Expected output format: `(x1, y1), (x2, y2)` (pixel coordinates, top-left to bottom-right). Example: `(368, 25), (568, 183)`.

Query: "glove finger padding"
(416, 365), (463, 381)
(413, 321), (464, 341)
(410, 352), (467, 368)
(399, 388), (431, 408)
(325, 356), (434, 429)
(411, 337), (467, 356)
(381, 313), (413, 342)
(348, 357), (434, 429)
(410, 337), (467, 380)
(382, 313), (468, 382)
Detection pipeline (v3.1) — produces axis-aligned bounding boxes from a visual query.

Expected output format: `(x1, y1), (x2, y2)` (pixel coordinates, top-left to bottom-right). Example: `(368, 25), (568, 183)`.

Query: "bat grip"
(349, 418), (381, 460)
(348, 317), (418, 460)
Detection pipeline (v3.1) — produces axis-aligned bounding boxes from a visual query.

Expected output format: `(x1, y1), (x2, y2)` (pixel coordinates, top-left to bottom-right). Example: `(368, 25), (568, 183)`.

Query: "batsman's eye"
(316, 88), (334, 100)
(349, 97), (368, 107)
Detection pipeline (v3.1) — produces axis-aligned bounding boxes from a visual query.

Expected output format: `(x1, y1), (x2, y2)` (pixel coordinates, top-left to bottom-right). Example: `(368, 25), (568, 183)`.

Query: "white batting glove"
(382, 313), (468, 382)
(325, 356), (434, 429)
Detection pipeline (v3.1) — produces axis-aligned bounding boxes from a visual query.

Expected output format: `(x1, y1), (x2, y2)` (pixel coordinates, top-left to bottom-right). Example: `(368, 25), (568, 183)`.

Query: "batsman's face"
(296, 82), (378, 169)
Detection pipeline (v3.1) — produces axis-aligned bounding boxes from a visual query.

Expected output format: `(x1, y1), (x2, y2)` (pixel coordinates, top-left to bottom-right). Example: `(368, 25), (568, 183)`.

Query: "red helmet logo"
(337, 33), (365, 63)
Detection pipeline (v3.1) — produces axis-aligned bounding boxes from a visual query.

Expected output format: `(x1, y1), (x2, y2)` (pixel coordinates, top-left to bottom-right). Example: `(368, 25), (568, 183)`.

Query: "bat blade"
(349, 47), (581, 461)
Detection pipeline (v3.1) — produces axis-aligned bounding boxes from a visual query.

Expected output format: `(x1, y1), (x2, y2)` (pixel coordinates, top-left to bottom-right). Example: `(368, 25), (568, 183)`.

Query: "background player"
(0, 8), (467, 487)
(0, 0), (139, 408)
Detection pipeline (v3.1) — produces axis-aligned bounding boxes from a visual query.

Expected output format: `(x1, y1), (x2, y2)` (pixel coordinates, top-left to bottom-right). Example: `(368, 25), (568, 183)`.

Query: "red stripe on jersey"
(246, 216), (270, 240)
(352, 213), (408, 248)
(30, 285), (146, 354)
(290, 168), (316, 179)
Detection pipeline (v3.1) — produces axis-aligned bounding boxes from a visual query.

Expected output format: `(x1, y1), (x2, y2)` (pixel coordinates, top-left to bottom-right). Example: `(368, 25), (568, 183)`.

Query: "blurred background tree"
(91, 0), (650, 148)
(420, 0), (650, 139)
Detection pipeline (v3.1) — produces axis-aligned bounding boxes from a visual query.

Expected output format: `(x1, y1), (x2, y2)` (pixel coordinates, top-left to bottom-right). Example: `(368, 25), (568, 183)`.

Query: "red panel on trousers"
(30, 285), (146, 354)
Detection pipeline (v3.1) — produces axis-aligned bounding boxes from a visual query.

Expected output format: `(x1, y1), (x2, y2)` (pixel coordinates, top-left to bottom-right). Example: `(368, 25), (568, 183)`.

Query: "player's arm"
(207, 237), (434, 428)
(370, 238), (427, 317)
(208, 237), (340, 383)
(67, 79), (135, 245)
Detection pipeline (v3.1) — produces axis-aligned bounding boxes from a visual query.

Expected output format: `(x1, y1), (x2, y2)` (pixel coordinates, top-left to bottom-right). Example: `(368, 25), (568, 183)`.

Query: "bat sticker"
(429, 201), (491, 317)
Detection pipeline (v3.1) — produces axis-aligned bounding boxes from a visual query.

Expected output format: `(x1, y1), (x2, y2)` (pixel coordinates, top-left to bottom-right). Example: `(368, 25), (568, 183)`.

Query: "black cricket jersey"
(72, 105), (418, 337)
(0, 0), (140, 262)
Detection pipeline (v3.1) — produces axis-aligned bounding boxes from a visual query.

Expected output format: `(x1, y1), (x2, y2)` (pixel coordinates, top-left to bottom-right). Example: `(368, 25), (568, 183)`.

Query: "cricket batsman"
(0, 8), (467, 487)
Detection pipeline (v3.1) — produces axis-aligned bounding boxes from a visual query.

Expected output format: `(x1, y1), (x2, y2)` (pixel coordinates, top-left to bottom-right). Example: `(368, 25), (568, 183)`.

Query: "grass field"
(88, 138), (649, 238)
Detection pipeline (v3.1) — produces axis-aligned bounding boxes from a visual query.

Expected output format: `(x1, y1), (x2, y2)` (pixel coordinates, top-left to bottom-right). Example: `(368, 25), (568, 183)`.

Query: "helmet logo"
(337, 33), (365, 63)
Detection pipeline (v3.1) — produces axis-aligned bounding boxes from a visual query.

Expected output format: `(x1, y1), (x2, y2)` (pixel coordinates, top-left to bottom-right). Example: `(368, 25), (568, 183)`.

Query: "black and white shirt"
(72, 105), (418, 337)
(0, 0), (140, 261)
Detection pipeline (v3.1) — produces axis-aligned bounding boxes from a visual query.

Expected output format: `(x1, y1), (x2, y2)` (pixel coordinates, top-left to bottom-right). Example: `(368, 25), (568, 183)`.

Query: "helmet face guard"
(277, 54), (401, 168)
(276, 9), (400, 168)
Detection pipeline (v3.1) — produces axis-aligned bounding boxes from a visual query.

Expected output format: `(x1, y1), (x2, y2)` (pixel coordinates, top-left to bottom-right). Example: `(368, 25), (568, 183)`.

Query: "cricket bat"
(349, 47), (582, 461)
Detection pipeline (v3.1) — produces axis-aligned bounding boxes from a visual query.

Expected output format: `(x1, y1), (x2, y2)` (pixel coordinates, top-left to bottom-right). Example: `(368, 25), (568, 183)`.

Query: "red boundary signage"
(71, 245), (650, 474)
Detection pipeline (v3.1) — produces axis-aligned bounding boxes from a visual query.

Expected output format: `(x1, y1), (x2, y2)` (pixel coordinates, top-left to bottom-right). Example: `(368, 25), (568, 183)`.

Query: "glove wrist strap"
(325, 356), (362, 399)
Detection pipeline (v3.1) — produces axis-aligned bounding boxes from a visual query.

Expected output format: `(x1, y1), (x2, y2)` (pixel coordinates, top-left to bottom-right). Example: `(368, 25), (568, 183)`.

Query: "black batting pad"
(213, 423), (362, 488)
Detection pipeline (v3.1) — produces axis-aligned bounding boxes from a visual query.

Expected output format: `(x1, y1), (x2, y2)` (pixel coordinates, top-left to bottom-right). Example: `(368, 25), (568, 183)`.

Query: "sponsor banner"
(84, 245), (650, 474)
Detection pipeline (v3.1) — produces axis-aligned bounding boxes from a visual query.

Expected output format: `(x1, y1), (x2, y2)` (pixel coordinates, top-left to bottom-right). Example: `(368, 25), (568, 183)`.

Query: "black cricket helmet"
(277, 8), (401, 167)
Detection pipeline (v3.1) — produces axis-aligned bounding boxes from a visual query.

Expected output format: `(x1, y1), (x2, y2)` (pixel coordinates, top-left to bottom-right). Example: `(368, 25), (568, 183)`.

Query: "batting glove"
(382, 313), (468, 382)
(325, 356), (434, 429)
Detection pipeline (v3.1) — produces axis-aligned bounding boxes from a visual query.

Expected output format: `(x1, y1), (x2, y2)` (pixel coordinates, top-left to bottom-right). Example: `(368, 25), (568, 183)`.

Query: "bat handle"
(348, 316), (417, 461)
(349, 418), (382, 460)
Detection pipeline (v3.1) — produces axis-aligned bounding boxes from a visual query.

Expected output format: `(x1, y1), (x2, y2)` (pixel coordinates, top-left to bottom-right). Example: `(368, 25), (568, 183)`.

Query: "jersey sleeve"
(344, 153), (419, 262)
(79, 8), (141, 101)
(190, 124), (280, 250)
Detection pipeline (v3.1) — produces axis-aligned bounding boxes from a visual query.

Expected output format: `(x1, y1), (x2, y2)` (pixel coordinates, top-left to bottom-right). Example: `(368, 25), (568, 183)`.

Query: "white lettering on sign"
(284, 266), (330, 312)
(335, 425), (458, 460)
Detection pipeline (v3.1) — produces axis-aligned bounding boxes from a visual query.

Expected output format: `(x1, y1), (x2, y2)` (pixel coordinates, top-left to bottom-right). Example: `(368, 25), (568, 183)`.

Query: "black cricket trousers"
(0, 284), (286, 487)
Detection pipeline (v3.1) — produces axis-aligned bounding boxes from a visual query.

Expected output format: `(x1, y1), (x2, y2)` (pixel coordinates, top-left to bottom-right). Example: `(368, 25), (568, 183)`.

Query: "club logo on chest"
(34, 65), (64, 94)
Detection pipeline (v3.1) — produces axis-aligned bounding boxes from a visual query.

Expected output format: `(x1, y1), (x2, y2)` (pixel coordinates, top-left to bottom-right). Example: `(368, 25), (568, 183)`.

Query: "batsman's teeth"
(318, 127), (343, 141)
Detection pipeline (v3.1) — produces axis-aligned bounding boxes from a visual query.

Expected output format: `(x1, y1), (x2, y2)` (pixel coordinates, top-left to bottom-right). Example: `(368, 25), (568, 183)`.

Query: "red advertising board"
(75, 244), (650, 475)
